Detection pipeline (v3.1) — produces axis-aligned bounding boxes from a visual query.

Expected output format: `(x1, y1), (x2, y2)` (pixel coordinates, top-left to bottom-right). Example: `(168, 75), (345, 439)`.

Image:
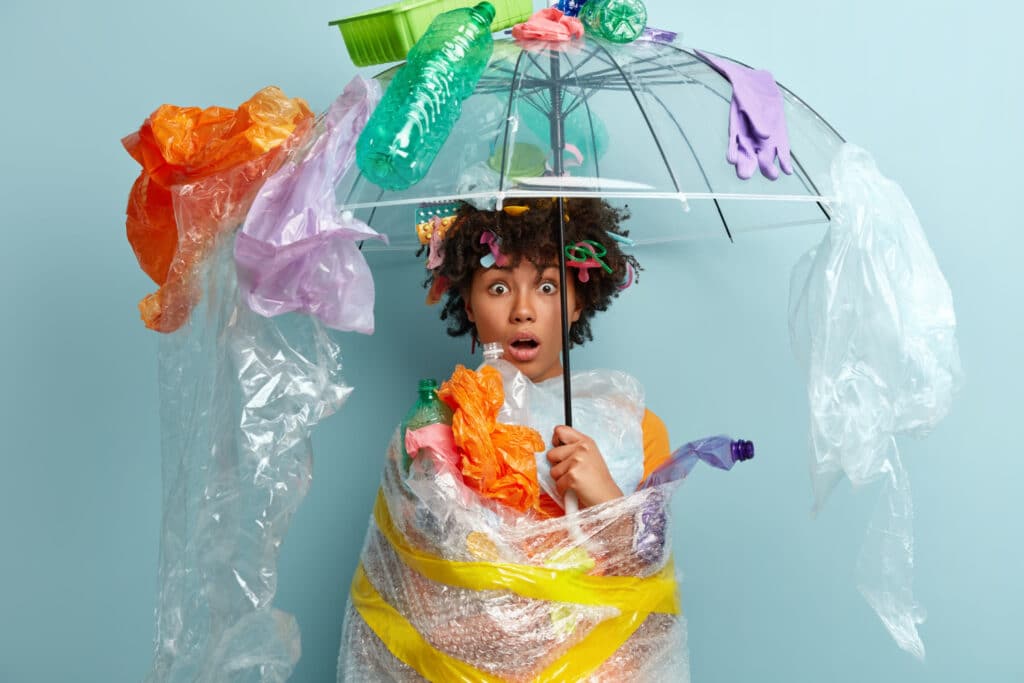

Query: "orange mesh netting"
(122, 86), (313, 332)
(439, 366), (544, 512)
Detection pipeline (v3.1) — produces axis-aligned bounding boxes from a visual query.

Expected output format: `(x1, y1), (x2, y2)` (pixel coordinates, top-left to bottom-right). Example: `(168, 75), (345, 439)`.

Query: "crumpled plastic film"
(146, 236), (351, 683)
(789, 143), (961, 659)
(236, 76), (387, 334)
(439, 365), (546, 513)
(338, 433), (689, 682)
(123, 86), (314, 332)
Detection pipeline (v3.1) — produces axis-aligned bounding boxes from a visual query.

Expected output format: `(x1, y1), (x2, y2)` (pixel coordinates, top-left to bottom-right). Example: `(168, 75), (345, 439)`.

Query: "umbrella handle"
(564, 490), (579, 515)
(563, 490), (586, 547)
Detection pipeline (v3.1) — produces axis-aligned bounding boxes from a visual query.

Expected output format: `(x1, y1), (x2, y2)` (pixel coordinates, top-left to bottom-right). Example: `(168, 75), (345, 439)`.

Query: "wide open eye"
(488, 282), (509, 295)
(538, 281), (558, 295)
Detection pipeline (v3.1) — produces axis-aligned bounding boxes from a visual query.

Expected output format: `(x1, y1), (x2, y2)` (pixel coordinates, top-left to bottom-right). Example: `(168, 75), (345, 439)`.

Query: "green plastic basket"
(330, 0), (533, 67)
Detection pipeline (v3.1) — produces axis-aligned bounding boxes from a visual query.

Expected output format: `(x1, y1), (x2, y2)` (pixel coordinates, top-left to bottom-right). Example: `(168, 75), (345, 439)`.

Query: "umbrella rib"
(561, 48), (602, 180)
(589, 42), (685, 197)
(560, 42), (605, 74)
(495, 49), (531, 195)
(645, 88), (734, 241)
(572, 48), (697, 86)
(788, 150), (834, 223)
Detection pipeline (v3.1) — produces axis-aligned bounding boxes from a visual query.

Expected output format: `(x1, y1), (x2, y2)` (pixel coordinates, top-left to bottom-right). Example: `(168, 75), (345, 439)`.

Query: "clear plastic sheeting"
(493, 361), (646, 508)
(789, 143), (961, 659)
(146, 236), (351, 683)
(338, 431), (689, 682)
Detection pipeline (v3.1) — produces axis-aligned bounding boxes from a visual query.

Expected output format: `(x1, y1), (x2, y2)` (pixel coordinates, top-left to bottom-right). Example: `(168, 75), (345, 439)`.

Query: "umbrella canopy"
(336, 35), (845, 248)
(335, 34), (846, 427)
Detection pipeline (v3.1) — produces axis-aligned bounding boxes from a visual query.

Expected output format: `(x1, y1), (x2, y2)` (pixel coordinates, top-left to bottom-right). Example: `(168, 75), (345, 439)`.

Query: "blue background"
(1, 0), (1020, 681)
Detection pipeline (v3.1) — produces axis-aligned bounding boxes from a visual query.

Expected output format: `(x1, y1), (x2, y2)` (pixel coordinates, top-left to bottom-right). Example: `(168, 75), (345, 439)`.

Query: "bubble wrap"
(337, 431), (689, 682)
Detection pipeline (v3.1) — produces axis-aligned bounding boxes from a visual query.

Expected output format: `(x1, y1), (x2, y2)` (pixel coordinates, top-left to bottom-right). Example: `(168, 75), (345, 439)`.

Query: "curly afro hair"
(424, 197), (640, 346)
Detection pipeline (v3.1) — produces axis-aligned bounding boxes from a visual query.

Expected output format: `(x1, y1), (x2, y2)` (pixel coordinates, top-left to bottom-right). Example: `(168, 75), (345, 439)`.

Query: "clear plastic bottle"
(356, 2), (496, 190)
(580, 0), (647, 43)
(480, 341), (504, 367)
(401, 378), (453, 474)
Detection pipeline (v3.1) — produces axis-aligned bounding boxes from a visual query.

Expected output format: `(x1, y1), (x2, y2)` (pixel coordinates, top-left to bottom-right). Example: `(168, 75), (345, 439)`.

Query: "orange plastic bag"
(439, 366), (544, 513)
(123, 86), (313, 332)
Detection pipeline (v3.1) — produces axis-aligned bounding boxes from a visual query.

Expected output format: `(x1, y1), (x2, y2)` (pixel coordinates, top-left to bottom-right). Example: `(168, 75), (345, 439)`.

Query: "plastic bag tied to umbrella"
(696, 50), (794, 181)
(789, 143), (961, 659)
(123, 86), (313, 332)
(235, 76), (387, 334)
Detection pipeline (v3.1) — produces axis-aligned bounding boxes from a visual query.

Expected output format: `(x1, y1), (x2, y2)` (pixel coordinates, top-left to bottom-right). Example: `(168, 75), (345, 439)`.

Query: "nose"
(511, 290), (536, 323)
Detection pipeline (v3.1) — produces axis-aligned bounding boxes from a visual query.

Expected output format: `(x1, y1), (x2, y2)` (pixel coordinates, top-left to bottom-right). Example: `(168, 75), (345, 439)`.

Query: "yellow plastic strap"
(351, 564), (504, 683)
(352, 563), (649, 682)
(373, 491), (679, 615)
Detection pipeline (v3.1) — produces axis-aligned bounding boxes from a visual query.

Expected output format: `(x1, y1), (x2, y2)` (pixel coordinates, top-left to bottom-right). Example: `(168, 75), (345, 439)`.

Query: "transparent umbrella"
(337, 35), (844, 246)
(335, 34), (846, 425)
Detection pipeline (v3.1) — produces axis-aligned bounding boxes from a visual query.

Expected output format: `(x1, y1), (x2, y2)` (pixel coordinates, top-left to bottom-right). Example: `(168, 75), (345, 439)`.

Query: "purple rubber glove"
(696, 50), (794, 181)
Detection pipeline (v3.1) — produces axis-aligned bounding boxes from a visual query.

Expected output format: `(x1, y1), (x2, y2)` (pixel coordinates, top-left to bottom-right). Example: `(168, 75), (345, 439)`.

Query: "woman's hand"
(547, 425), (623, 509)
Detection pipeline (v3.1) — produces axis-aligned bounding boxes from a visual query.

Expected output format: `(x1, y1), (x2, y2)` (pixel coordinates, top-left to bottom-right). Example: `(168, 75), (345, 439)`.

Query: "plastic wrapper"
(146, 236), (351, 683)
(236, 76), (387, 334)
(338, 366), (691, 681)
(789, 143), (961, 659)
(123, 87), (314, 332)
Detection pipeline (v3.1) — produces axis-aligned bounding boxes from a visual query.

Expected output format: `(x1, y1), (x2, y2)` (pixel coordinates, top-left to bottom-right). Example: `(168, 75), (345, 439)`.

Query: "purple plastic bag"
(236, 76), (387, 334)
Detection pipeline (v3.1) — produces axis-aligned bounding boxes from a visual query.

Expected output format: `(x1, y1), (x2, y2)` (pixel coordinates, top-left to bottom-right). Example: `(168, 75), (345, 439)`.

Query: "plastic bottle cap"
(418, 378), (439, 392)
(473, 1), (496, 25)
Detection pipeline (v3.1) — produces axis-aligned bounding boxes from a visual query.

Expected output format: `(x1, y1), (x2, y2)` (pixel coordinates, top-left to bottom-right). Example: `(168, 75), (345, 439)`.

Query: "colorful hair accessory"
(617, 262), (635, 291)
(480, 231), (509, 268)
(564, 240), (613, 283)
(502, 204), (530, 217)
(415, 201), (462, 245)
(426, 216), (445, 270)
(562, 143), (584, 168)
(606, 230), (635, 247)
(426, 274), (450, 306)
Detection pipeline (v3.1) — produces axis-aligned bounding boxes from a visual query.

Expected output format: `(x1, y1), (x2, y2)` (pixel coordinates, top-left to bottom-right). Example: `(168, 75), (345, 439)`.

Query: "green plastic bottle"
(401, 378), (453, 475)
(580, 0), (648, 44)
(356, 2), (496, 190)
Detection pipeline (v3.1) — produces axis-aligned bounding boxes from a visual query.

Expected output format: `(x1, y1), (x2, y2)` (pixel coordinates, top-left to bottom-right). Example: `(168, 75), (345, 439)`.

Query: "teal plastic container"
(330, 0), (531, 67)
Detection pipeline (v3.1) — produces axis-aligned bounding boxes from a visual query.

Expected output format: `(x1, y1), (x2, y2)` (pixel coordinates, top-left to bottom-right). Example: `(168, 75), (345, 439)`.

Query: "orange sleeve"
(641, 408), (671, 483)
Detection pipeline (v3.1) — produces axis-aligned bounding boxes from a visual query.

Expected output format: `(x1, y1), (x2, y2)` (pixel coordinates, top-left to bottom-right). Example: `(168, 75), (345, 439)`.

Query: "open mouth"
(506, 334), (541, 362)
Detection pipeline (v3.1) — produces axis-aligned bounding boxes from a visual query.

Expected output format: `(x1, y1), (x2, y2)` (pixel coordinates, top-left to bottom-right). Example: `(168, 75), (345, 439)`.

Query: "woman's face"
(464, 260), (581, 383)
